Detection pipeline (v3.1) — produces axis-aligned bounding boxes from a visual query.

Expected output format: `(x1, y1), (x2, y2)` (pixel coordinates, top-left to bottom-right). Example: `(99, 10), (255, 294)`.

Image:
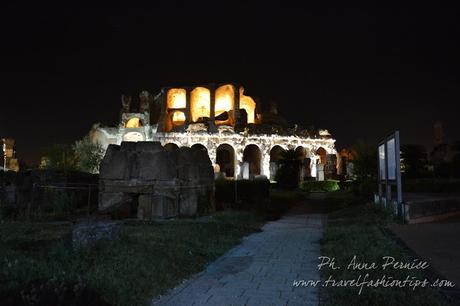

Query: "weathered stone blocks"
(98, 142), (214, 219)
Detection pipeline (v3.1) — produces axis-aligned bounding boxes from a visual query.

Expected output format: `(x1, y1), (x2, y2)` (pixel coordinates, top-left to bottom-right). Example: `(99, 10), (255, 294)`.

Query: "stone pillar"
(208, 144), (217, 170)
(234, 84), (240, 110)
(233, 84), (240, 127)
(310, 156), (318, 178)
(185, 89), (191, 125)
(209, 88), (217, 132)
(262, 153), (270, 178)
(241, 162), (250, 179)
(269, 162), (278, 181)
(235, 149), (243, 179)
(325, 154), (337, 179)
(317, 164), (325, 181)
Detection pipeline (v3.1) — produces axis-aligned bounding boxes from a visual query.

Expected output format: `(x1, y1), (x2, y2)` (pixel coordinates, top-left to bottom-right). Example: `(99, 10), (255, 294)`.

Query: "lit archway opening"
(191, 87), (210, 122)
(167, 88), (186, 109)
(243, 144), (261, 176)
(216, 144), (235, 178)
(215, 84), (234, 125)
(239, 87), (256, 124)
(171, 111), (186, 126)
(125, 118), (143, 128)
(166, 89), (187, 130)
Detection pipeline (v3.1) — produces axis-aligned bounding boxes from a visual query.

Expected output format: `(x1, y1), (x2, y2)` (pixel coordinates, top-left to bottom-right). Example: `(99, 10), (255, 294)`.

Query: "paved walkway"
(153, 207), (325, 306)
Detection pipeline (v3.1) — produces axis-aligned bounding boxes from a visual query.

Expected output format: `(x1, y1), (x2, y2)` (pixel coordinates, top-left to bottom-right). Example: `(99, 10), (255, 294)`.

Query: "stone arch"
(190, 87), (211, 122)
(270, 145), (285, 163)
(215, 84), (234, 125)
(164, 143), (180, 151)
(216, 144), (235, 178)
(191, 143), (208, 153)
(243, 144), (262, 176)
(316, 147), (327, 164)
(125, 117), (144, 128)
(296, 146), (312, 179)
(295, 146), (307, 159)
(239, 87), (256, 124)
(123, 131), (145, 142)
(269, 145), (286, 180)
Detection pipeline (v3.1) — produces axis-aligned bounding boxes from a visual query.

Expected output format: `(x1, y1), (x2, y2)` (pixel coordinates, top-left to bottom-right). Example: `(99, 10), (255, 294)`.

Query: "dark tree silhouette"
(401, 144), (427, 178)
(275, 149), (302, 189)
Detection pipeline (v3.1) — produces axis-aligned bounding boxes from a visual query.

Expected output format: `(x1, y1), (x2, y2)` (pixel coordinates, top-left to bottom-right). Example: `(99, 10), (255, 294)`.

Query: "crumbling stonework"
(1, 138), (19, 172)
(91, 83), (339, 181)
(98, 142), (214, 219)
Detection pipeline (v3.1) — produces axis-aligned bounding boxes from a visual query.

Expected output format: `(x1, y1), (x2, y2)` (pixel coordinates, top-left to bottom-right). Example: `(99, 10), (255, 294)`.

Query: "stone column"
(209, 88), (217, 132)
(207, 143), (217, 171)
(325, 154), (338, 179)
(262, 148), (271, 178)
(233, 84), (240, 127)
(317, 164), (325, 181)
(233, 84), (240, 110)
(310, 156), (318, 178)
(235, 148), (244, 179)
(185, 89), (191, 125)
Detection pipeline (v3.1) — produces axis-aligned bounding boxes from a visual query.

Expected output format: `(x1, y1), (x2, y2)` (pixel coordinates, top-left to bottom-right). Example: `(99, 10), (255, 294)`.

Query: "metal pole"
(384, 139), (391, 208)
(394, 131), (404, 221)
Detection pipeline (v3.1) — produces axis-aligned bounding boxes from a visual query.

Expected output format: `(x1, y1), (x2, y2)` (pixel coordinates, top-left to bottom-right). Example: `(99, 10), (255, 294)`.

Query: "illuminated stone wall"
(92, 126), (336, 180)
(90, 83), (338, 180)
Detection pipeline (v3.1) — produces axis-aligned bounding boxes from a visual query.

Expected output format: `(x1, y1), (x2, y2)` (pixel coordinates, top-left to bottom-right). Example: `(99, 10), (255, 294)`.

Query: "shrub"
(338, 180), (353, 191)
(73, 137), (105, 174)
(274, 149), (301, 189)
(300, 180), (340, 193)
(42, 189), (81, 216)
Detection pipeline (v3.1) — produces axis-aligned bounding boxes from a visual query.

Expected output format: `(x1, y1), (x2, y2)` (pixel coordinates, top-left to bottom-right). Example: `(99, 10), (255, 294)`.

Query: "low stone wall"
(404, 193), (460, 224)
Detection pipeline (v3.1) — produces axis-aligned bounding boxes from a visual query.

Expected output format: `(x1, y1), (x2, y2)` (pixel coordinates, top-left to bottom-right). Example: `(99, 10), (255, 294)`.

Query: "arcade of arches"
(91, 83), (339, 180)
(155, 138), (337, 181)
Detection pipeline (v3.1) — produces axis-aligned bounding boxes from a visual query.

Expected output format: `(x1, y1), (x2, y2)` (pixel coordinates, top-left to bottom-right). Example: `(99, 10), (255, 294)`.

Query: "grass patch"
(300, 180), (340, 193)
(0, 211), (263, 306)
(321, 202), (453, 306)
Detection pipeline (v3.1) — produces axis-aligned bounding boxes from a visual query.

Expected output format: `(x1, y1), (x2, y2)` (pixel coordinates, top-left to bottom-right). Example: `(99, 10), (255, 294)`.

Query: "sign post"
(377, 131), (403, 220)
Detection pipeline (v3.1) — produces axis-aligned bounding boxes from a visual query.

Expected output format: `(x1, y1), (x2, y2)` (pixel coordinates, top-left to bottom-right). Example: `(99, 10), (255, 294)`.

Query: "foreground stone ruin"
(99, 142), (214, 219)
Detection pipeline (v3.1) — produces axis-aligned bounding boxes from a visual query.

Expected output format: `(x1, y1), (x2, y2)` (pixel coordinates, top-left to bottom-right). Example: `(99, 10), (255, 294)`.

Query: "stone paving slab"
(153, 210), (325, 306)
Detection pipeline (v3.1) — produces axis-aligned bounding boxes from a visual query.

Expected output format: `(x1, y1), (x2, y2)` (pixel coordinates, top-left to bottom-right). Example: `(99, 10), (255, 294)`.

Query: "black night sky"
(1, 2), (459, 164)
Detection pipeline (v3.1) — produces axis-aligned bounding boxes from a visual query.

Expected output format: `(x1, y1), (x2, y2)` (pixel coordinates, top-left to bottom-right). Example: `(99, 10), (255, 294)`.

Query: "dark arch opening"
(270, 145), (285, 163)
(243, 144), (261, 176)
(316, 147), (327, 164)
(269, 145), (285, 180)
(296, 146), (311, 180)
(191, 143), (208, 153)
(216, 144), (235, 177)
